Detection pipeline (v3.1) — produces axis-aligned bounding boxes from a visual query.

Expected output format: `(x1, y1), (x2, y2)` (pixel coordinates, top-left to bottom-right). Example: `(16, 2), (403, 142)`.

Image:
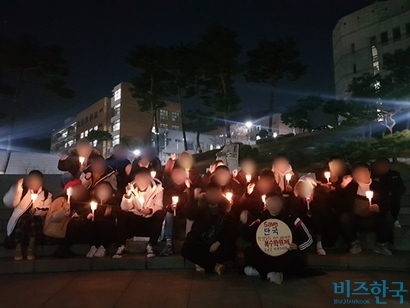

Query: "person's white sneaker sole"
(244, 266), (260, 277)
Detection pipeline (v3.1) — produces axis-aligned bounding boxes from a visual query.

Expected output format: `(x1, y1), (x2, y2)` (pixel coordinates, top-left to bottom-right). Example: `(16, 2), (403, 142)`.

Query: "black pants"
(390, 198), (401, 221)
(89, 218), (116, 247)
(181, 241), (236, 272)
(340, 212), (394, 244)
(244, 245), (308, 279)
(116, 210), (166, 246)
(54, 218), (93, 257)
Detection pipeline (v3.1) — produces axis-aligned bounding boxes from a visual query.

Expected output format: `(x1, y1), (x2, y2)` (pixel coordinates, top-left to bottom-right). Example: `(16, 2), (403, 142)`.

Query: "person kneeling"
(182, 182), (237, 275)
(242, 193), (313, 284)
(113, 168), (165, 258)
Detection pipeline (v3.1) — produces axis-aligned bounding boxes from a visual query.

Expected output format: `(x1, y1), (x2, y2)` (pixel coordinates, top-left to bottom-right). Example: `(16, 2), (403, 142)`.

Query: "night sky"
(0, 0), (375, 143)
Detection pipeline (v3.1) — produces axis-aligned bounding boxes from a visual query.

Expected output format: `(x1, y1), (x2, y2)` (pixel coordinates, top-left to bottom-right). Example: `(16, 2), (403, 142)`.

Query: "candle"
(66, 187), (72, 204)
(324, 171), (331, 184)
(90, 201), (98, 221)
(150, 170), (156, 178)
(225, 192), (233, 202)
(261, 195), (266, 204)
(285, 173), (292, 184)
(185, 170), (190, 179)
(79, 156), (85, 166)
(305, 196), (312, 211)
(365, 190), (373, 207)
(31, 193), (38, 202)
(245, 174), (252, 183)
(138, 196), (145, 209)
(172, 196), (179, 217)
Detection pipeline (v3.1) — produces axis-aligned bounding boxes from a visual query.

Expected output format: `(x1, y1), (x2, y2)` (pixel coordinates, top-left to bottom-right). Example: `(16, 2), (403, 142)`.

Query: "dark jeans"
(89, 218), (116, 247)
(244, 245), (308, 279)
(390, 198), (401, 221)
(54, 218), (93, 257)
(181, 241), (237, 272)
(340, 212), (394, 244)
(116, 210), (166, 246)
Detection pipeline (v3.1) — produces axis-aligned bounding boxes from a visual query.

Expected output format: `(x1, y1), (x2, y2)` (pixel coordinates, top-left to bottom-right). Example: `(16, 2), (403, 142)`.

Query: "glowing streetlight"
(245, 121), (252, 128)
(133, 149), (141, 156)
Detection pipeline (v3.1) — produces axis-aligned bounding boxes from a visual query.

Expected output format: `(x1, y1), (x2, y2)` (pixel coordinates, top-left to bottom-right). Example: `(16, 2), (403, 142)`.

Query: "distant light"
(273, 132), (278, 138)
(133, 149), (141, 156)
(256, 136), (261, 140)
(245, 121), (252, 128)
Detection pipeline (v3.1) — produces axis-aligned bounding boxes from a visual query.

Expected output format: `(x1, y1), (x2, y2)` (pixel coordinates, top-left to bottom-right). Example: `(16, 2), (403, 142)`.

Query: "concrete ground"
(0, 269), (408, 308)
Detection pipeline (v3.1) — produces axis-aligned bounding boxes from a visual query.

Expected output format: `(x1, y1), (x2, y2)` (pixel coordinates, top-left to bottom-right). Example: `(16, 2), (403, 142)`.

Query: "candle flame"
(79, 156), (85, 164)
(246, 174), (252, 182)
(172, 196), (179, 204)
(225, 192), (233, 201)
(285, 173), (292, 181)
(150, 171), (156, 178)
(90, 201), (98, 211)
(261, 195), (266, 204)
(324, 171), (331, 179)
(365, 190), (374, 199)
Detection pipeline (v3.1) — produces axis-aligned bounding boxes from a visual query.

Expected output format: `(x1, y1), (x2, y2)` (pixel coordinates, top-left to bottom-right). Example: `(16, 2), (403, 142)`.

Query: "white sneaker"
(267, 272), (283, 285)
(394, 220), (402, 228)
(146, 244), (156, 258)
(94, 246), (106, 258)
(112, 246), (126, 259)
(86, 246), (97, 258)
(244, 266), (260, 277)
(317, 248), (327, 256)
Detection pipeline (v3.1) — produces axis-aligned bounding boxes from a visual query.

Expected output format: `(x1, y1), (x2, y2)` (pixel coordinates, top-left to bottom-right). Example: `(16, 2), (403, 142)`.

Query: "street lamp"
(245, 121), (252, 128)
(133, 149), (141, 156)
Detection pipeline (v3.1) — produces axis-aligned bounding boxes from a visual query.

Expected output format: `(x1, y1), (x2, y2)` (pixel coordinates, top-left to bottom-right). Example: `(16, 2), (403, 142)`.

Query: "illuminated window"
(171, 112), (180, 122)
(62, 131), (68, 138)
(64, 142), (68, 148)
(171, 125), (179, 130)
(160, 123), (168, 129)
(371, 45), (379, 75)
(160, 109), (168, 120)
(114, 89), (121, 101)
(94, 125), (98, 131)
(113, 119), (120, 131)
(68, 140), (74, 146)
(92, 140), (97, 147)
(84, 130), (89, 137)
(112, 135), (120, 146)
(80, 132), (84, 138)
(114, 104), (121, 116)
(393, 27), (401, 41)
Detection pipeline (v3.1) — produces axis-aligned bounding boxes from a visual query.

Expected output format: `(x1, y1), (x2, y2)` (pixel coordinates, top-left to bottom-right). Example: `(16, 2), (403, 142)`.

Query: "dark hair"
(265, 191), (284, 202)
(215, 165), (230, 173)
(77, 139), (91, 146)
(273, 154), (289, 163)
(94, 181), (115, 193)
(172, 163), (185, 172)
(328, 155), (345, 163)
(259, 168), (274, 179)
(352, 163), (370, 172)
(92, 155), (106, 163)
(28, 170), (43, 178)
(133, 167), (151, 177)
(375, 157), (391, 164)
(113, 144), (127, 150)
(205, 181), (221, 191)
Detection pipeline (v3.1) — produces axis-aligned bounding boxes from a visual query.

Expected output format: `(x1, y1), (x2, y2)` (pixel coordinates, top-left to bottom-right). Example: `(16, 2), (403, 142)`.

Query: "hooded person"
(79, 155), (117, 193)
(132, 146), (162, 178)
(106, 144), (132, 194)
(182, 182), (237, 275)
(58, 139), (100, 186)
(3, 170), (52, 261)
(272, 154), (299, 195)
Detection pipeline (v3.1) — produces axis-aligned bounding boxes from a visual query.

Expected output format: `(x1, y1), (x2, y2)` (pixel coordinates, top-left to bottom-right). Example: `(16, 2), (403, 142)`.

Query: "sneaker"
(373, 242), (392, 256)
(146, 244), (156, 258)
(94, 246), (106, 258)
(214, 263), (225, 275)
(267, 272), (283, 285)
(159, 243), (173, 256)
(244, 266), (260, 277)
(14, 244), (23, 261)
(195, 264), (206, 273)
(317, 248), (326, 256)
(349, 240), (362, 254)
(394, 220), (402, 228)
(27, 248), (35, 261)
(112, 246), (126, 259)
(86, 246), (98, 258)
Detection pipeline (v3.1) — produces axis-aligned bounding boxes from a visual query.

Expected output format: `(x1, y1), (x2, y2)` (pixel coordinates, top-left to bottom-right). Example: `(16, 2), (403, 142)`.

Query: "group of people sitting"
(2, 139), (405, 284)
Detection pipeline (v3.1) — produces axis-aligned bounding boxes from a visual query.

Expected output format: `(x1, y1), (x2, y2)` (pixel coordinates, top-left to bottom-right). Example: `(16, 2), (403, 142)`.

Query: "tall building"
(333, 0), (410, 98)
(110, 82), (182, 148)
(50, 117), (77, 155)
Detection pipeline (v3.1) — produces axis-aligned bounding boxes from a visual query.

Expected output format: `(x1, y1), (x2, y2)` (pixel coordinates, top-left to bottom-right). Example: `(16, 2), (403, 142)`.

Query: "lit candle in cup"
(285, 173), (292, 184)
(66, 187), (72, 204)
(365, 191), (373, 207)
(150, 170), (156, 178)
(324, 171), (331, 184)
(172, 196), (179, 217)
(79, 156), (85, 166)
(245, 174), (252, 183)
(225, 192), (233, 202)
(138, 196), (145, 209)
(90, 201), (98, 221)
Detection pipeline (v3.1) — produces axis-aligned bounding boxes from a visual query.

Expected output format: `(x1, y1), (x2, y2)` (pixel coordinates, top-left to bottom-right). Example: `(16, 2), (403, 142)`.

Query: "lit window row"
(113, 119), (120, 131)
(114, 89), (121, 101)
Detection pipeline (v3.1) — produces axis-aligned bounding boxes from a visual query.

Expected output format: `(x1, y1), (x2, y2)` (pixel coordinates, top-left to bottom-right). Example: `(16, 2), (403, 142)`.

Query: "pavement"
(0, 269), (409, 308)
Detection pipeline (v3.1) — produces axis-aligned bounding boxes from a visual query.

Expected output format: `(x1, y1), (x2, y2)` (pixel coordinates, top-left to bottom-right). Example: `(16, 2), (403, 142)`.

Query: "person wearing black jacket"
(235, 158), (259, 188)
(79, 155), (117, 193)
(339, 163), (394, 256)
(106, 144), (132, 194)
(160, 165), (193, 256)
(209, 165), (244, 208)
(372, 157), (406, 228)
(182, 182), (237, 275)
(242, 192), (313, 284)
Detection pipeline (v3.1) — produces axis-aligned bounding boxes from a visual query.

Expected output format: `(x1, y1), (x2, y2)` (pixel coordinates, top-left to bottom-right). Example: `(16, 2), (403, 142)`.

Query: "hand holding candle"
(225, 192), (233, 203)
(138, 196), (145, 209)
(365, 190), (373, 207)
(66, 187), (73, 204)
(79, 156), (85, 166)
(261, 195), (266, 209)
(324, 171), (331, 184)
(285, 173), (292, 184)
(90, 201), (98, 221)
(172, 196), (179, 217)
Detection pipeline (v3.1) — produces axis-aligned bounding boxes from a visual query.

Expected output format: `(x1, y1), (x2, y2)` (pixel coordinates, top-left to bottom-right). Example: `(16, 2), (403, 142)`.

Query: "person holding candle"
(79, 155), (118, 193)
(209, 165), (244, 208)
(3, 170), (52, 260)
(106, 144), (132, 194)
(164, 151), (201, 189)
(58, 139), (100, 186)
(242, 193), (315, 284)
(315, 156), (350, 188)
(338, 163), (393, 256)
(113, 168), (165, 258)
(182, 182), (237, 275)
(201, 160), (225, 191)
(160, 165), (193, 256)
(235, 158), (259, 187)
(132, 146), (162, 178)
(271, 154), (299, 195)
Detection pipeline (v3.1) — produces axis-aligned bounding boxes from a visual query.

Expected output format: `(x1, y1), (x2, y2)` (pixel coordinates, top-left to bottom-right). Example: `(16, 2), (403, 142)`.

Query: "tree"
(127, 45), (170, 154)
(281, 96), (323, 132)
(245, 38), (307, 128)
(120, 135), (144, 150)
(0, 35), (73, 172)
(198, 25), (242, 137)
(86, 130), (113, 144)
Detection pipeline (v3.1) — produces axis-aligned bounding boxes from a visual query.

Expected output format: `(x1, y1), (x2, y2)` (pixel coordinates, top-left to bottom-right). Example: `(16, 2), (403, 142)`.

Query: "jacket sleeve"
(120, 195), (135, 211)
(58, 156), (74, 172)
(47, 198), (68, 223)
(150, 189), (164, 214)
(2, 184), (23, 208)
(164, 159), (175, 176)
(293, 217), (313, 251)
(80, 172), (92, 189)
(107, 174), (118, 191)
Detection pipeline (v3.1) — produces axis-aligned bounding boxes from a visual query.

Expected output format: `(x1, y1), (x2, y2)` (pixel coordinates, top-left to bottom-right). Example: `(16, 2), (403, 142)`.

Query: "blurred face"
(273, 158), (289, 174)
(266, 196), (283, 215)
(257, 177), (273, 194)
(179, 153), (192, 170)
(214, 169), (231, 186)
(241, 160), (256, 175)
(114, 146), (128, 159)
(95, 184), (112, 201)
(71, 185), (88, 201)
(206, 188), (223, 205)
(92, 159), (106, 174)
(77, 143), (92, 157)
(134, 173), (151, 191)
(329, 160), (344, 175)
(353, 167), (371, 184)
(172, 168), (186, 186)
(138, 158), (150, 168)
(26, 175), (42, 192)
(294, 182), (313, 199)
(374, 161), (390, 175)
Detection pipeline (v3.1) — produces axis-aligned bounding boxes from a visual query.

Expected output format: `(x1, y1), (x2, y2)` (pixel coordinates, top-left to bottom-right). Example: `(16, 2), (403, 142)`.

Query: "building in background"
(50, 117), (77, 155)
(333, 0), (410, 98)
